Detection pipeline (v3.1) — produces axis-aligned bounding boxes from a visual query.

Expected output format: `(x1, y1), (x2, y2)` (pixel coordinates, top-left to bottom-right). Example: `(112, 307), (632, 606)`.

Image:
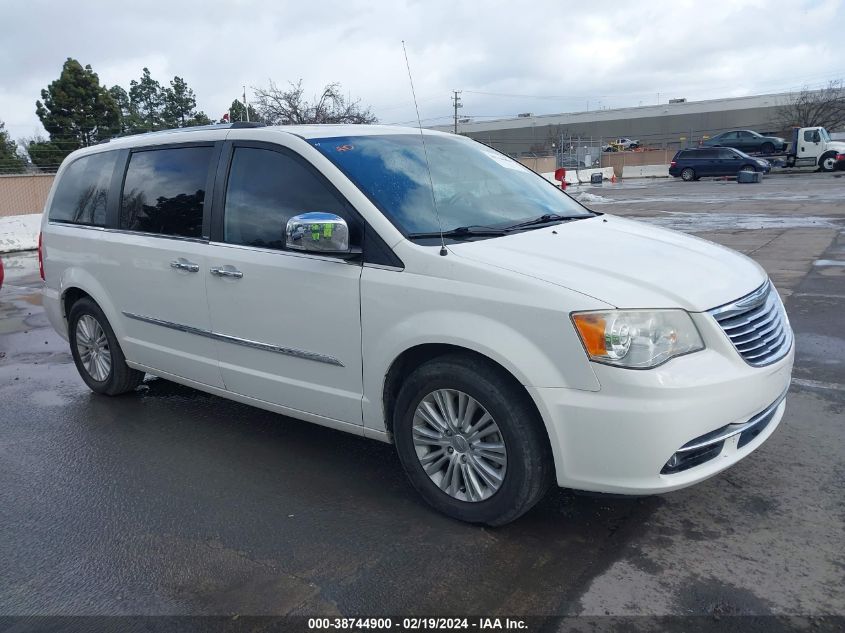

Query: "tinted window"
(721, 132), (738, 141)
(49, 151), (118, 226)
(696, 150), (717, 159)
(120, 146), (212, 238)
(718, 149), (738, 159)
(223, 147), (353, 250)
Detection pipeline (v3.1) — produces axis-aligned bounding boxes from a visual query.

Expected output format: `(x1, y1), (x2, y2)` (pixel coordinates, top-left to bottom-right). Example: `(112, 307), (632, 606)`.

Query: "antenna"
(401, 40), (448, 257)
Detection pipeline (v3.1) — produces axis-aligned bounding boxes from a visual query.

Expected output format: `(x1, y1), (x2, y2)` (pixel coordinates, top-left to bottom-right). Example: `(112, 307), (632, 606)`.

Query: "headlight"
(571, 310), (704, 369)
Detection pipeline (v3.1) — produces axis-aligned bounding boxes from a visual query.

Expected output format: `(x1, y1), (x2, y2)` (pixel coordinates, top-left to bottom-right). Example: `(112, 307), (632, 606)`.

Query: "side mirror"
(286, 212), (358, 257)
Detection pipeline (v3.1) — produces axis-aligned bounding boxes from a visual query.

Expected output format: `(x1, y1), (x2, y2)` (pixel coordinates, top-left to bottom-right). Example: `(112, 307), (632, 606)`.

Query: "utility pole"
(452, 90), (463, 134)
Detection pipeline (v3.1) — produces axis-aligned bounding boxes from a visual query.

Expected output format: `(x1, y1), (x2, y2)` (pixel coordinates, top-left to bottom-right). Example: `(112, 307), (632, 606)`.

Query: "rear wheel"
(393, 354), (552, 526)
(68, 297), (145, 395)
(819, 152), (837, 172)
(681, 167), (696, 181)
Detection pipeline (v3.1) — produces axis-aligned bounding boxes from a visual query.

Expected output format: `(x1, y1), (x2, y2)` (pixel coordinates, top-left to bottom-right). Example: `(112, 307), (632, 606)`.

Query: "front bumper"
(528, 312), (794, 495)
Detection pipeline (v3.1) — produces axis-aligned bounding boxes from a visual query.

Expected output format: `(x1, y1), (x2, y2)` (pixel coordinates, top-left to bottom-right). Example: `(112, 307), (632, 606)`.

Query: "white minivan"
(40, 123), (794, 525)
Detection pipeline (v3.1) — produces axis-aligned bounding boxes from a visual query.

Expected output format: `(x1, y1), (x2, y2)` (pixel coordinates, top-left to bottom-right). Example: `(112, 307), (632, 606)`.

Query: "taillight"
(837, 154), (844, 161)
(670, 160), (677, 167)
(37, 232), (45, 281)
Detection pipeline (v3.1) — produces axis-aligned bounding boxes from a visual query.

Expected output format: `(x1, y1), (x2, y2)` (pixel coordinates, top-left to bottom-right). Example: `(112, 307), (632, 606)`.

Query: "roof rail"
(110, 121), (267, 142)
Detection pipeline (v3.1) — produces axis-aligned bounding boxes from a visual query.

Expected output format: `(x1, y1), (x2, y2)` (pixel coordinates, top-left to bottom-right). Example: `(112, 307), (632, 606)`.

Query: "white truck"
(785, 126), (845, 172)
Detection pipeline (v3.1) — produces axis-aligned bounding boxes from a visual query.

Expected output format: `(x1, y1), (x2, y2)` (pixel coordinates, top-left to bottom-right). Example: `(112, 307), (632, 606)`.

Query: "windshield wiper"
(407, 225), (508, 240)
(504, 213), (583, 231)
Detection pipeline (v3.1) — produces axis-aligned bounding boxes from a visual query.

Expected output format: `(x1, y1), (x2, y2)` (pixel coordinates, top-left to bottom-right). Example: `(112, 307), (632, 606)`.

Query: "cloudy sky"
(1, 0), (843, 143)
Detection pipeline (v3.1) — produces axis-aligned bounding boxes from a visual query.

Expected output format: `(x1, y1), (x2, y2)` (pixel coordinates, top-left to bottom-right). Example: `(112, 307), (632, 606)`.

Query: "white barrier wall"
(541, 167), (615, 185)
(621, 164), (671, 178)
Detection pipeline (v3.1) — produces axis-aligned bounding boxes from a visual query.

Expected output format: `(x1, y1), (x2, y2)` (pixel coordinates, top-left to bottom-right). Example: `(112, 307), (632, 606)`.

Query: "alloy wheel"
(412, 389), (507, 502)
(75, 314), (112, 381)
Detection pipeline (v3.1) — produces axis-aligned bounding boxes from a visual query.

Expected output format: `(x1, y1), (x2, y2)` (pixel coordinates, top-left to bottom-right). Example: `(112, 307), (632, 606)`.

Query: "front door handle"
(210, 265), (244, 279)
(170, 258), (199, 273)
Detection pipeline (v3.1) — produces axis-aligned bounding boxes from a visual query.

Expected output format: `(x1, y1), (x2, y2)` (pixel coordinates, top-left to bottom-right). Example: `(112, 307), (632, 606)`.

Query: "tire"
(681, 167), (696, 182)
(68, 297), (145, 395)
(392, 354), (552, 526)
(819, 152), (837, 172)
(761, 142), (774, 155)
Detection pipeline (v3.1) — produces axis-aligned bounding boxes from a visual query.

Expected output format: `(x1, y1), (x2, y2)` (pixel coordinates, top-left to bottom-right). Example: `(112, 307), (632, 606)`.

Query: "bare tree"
(773, 80), (845, 132)
(252, 80), (377, 125)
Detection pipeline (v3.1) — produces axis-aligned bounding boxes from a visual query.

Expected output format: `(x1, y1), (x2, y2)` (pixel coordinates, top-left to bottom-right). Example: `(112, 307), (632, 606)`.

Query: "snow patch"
(0, 214), (42, 253)
(574, 192), (612, 204)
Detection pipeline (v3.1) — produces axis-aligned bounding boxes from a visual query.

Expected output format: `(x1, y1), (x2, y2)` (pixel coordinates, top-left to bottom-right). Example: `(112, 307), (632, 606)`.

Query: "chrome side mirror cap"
(286, 212), (357, 256)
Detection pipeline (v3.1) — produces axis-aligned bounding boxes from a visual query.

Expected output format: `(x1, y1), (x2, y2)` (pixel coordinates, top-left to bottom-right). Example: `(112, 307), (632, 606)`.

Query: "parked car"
(41, 123), (793, 525)
(670, 147), (771, 181)
(835, 152), (845, 171)
(702, 130), (787, 154)
(602, 137), (640, 152)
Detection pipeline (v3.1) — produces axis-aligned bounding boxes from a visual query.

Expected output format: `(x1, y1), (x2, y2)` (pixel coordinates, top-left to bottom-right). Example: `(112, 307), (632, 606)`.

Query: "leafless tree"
(252, 80), (377, 125)
(773, 80), (845, 133)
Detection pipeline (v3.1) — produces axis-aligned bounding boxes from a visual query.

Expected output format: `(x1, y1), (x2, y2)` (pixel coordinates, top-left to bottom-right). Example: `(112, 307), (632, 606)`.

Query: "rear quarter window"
(49, 151), (119, 226)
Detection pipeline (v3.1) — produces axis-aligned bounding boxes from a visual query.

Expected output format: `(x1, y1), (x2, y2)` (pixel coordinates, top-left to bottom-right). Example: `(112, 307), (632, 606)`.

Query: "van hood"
(447, 215), (767, 311)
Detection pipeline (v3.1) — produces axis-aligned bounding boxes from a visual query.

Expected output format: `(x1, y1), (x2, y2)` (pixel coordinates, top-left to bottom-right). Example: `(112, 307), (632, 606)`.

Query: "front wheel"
(761, 142), (774, 155)
(68, 297), (145, 395)
(740, 165), (757, 173)
(819, 152), (837, 172)
(393, 354), (552, 526)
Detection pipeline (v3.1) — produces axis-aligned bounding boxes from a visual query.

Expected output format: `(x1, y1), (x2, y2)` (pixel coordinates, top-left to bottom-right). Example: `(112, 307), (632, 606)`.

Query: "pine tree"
(129, 68), (166, 132)
(0, 119), (27, 173)
(35, 58), (120, 153)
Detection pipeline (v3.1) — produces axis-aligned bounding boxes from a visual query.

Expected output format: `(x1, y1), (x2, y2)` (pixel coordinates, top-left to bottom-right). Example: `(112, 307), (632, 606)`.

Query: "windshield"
(819, 128), (831, 142)
(308, 134), (592, 235)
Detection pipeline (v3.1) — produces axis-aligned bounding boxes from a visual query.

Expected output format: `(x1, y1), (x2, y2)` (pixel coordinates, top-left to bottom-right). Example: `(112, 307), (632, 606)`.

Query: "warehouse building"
(432, 92), (794, 157)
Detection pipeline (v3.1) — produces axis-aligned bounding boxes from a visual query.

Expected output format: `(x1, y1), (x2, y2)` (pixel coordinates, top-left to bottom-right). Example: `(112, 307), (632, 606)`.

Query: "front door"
(204, 142), (364, 425)
(716, 149), (741, 176)
(798, 128), (821, 160)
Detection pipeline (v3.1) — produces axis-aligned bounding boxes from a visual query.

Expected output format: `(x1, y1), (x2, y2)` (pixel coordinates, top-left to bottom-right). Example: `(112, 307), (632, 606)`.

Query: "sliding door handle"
(210, 265), (244, 279)
(170, 258), (199, 273)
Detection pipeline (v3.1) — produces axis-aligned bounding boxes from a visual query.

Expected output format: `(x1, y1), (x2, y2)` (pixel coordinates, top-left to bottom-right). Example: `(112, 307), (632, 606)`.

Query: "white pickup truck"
(785, 126), (845, 171)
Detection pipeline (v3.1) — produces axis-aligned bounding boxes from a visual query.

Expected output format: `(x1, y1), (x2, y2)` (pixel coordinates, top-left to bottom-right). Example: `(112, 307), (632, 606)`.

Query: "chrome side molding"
(122, 311), (344, 367)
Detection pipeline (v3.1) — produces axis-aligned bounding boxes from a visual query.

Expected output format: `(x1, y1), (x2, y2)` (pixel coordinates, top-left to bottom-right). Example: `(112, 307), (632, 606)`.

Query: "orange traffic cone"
(611, 174), (618, 184)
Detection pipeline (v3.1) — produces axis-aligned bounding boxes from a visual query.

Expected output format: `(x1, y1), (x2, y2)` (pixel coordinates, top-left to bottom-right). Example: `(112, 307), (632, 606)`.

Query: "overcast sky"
(1, 0), (843, 144)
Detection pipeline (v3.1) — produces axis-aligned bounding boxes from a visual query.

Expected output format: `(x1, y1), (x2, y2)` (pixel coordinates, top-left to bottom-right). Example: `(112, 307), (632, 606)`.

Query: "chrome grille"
(709, 281), (793, 367)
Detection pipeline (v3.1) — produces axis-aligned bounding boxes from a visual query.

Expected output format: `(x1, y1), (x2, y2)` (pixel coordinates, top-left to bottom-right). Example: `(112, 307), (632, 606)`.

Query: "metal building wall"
(459, 105), (782, 156)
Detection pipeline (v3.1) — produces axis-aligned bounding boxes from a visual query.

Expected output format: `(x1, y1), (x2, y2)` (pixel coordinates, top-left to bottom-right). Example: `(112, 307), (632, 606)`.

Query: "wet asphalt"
(0, 174), (844, 620)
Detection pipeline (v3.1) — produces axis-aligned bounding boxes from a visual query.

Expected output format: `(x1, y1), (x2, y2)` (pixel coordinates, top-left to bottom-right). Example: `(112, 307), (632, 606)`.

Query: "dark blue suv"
(669, 148), (771, 181)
